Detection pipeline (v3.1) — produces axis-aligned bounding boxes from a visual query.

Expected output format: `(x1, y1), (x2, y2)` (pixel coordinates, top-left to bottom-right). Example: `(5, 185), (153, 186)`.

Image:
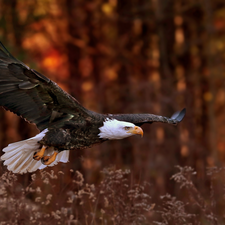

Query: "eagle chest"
(68, 122), (102, 149)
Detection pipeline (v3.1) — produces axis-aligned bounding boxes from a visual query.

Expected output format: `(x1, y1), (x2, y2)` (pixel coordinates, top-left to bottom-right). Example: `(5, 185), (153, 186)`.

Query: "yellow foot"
(33, 145), (47, 160)
(41, 152), (58, 165)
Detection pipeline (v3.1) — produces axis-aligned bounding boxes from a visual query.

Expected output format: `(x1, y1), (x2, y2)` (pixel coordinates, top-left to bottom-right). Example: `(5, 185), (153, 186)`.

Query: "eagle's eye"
(124, 126), (130, 130)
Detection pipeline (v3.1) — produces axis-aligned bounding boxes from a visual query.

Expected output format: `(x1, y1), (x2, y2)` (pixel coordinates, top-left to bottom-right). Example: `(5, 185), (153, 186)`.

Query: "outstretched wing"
(110, 108), (186, 126)
(0, 42), (91, 131)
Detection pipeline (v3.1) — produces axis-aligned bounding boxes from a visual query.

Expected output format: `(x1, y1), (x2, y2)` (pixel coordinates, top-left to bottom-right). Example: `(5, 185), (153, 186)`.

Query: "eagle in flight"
(0, 42), (186, 174)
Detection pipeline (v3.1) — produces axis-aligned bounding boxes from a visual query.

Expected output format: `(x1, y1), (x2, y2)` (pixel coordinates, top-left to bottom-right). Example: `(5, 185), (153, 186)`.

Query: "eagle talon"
(41, 152), (58, 165)
(33, 146), (46, 160)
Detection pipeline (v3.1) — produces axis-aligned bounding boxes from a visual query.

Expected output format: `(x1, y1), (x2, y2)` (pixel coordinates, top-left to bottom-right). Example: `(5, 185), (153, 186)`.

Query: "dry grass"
(1, 165), (225, 224)
(0, 167), (153, 225)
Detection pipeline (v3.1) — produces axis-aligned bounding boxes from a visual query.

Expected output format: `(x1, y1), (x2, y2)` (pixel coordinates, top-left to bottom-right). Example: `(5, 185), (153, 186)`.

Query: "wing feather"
(0, 42), (92, 131)
(110, 108), (186, 126)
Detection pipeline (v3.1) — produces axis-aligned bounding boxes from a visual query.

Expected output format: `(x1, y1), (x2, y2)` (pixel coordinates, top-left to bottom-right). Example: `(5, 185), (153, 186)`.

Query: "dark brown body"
(38, 110), (186, 151)
(39, 119), (105, 151)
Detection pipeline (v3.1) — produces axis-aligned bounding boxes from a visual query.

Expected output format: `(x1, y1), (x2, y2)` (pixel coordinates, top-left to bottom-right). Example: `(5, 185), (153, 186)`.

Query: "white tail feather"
(1, 129), (70, 174)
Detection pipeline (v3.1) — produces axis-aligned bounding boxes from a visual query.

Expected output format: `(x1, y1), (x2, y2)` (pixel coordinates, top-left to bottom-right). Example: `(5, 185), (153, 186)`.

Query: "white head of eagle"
(98, 118), (143, 140)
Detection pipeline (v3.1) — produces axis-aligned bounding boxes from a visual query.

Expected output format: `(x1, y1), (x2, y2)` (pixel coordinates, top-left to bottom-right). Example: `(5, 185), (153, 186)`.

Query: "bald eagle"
(0, 42), (186, 174)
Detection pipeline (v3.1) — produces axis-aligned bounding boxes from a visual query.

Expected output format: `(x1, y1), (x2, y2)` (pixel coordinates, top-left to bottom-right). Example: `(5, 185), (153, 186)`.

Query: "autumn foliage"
(0, 0), (225, 224)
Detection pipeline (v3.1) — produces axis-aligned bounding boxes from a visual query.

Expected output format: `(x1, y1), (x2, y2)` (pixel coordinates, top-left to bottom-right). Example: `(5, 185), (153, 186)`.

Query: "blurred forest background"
(0, 0), (225, 224)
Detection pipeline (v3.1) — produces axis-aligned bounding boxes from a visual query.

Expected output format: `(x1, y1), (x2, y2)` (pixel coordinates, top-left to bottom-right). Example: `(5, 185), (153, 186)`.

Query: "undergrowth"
(0, 167), (153, 225)
(0, 166), (225, 224)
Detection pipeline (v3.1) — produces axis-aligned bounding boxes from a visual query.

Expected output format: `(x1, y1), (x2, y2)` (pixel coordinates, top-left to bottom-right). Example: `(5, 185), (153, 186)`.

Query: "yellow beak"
(127, 126), (143, 137)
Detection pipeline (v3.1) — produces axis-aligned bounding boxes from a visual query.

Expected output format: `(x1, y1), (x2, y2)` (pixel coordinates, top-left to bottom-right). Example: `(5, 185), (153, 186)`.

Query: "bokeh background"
(0, 0), (225, 224)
